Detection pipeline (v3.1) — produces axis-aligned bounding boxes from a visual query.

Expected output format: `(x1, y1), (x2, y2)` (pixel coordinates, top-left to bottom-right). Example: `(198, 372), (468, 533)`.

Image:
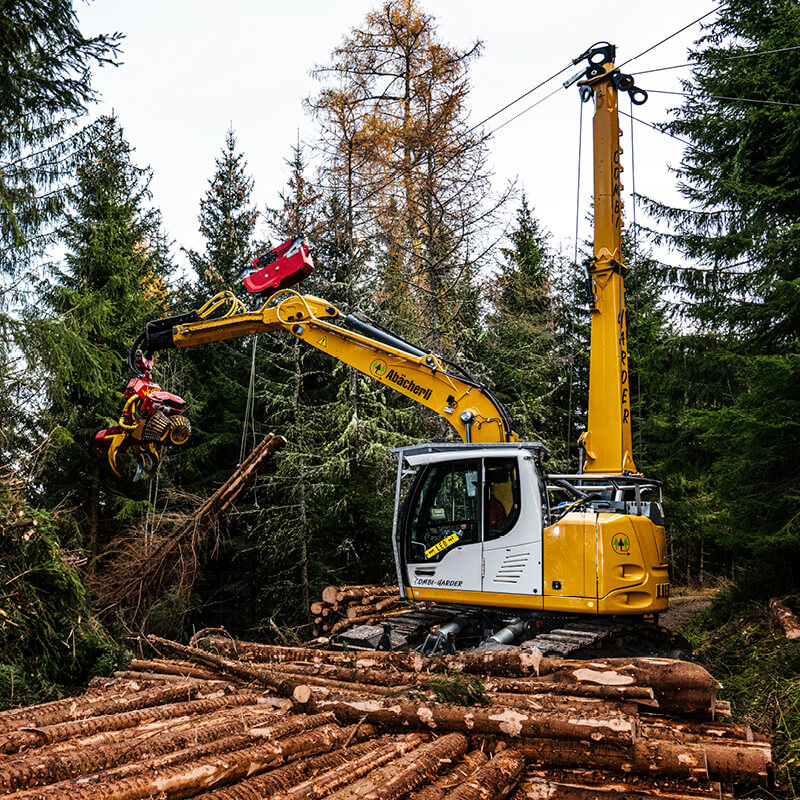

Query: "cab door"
(481, 456), (543, 598)
(404, 459), (482, 594)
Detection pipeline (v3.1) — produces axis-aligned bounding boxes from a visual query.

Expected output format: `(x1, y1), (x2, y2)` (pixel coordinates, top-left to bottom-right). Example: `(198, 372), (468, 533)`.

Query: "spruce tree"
(31, 115), (172, 564)
(482, 194), (560, 451)
(647, 0), (800, 588)
(186, 128), (259, 294)
(180, 128), (259, 485)
(0, 0), (120, 460)
(239, 148), (405, 633)
(0, 0), (121, 271)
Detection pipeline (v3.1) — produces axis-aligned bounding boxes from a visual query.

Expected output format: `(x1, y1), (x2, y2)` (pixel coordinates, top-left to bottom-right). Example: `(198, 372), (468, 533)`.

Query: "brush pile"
(0, 632), (773, 799)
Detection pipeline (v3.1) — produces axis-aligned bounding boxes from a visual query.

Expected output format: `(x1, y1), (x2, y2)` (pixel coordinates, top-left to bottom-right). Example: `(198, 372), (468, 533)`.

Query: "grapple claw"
(95, 369), (190, 480)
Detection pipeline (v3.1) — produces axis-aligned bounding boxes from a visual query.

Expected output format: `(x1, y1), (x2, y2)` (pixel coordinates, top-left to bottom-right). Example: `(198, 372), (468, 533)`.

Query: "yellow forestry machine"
(98, 45), (678, 656)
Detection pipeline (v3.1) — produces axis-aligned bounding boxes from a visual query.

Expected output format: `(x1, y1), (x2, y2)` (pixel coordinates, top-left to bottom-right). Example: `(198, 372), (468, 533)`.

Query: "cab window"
(484, 458), (521, 541)
(408, 460), (480, 563)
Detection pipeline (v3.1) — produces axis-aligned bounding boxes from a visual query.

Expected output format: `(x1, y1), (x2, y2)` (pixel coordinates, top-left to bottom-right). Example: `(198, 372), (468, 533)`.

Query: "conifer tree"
(0, 0), (121, 272)
(0, 0), (120, 460)
(31, 115), (171, 564)
(245, 147), (393, 630)
(647, 0), (800, 588)
(309, 0), (505, 366)
(180, 128), (259, 484)
(482, 195), (559, 448)
(186, 128), (259, 294)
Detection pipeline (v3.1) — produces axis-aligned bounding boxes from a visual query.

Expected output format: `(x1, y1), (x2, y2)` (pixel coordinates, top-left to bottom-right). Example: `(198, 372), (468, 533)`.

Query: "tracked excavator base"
(332, 603), (690, 659)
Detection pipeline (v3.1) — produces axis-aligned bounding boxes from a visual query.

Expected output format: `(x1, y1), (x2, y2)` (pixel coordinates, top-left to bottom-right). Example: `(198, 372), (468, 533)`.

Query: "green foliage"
(0, 0), (120, 464)
(28, 115), (171, 558)
(420, 672), (490, 706)
(685, 594), (800, 793)
(481, 194), (560, 447)
(178, 128), (259, 487)
(186, 127), (259, 294)
(0, 485), (123, 708)
(147, 587), (198, 641)
(0, 0), (121, 269)
(244, 147), (410, 633)
(643, 0), (800, 585)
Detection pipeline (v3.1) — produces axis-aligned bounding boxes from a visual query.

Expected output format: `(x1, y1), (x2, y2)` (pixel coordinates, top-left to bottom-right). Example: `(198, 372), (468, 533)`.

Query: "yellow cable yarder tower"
(577, 44), (646, 476)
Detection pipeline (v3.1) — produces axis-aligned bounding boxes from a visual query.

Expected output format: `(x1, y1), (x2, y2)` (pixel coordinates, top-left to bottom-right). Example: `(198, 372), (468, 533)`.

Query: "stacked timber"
(312, 584), (410, 636)
(0, 635), (773, 799)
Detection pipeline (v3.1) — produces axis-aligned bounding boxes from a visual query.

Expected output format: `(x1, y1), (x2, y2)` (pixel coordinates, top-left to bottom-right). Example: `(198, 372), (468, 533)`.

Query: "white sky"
(76, 1), (715, 273)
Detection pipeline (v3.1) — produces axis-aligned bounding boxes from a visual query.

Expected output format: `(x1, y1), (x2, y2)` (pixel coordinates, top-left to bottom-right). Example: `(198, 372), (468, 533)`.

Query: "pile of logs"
(312, 584), (410, 636)
(0, 634), (773, 799)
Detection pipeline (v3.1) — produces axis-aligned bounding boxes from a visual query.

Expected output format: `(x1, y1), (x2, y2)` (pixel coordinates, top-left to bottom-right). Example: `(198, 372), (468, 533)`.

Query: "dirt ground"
(660, 593), (715, 633)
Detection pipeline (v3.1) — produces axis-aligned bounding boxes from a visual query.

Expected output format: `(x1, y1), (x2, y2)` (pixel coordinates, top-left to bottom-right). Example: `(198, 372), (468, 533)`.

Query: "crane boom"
(140, 289), (518, 446)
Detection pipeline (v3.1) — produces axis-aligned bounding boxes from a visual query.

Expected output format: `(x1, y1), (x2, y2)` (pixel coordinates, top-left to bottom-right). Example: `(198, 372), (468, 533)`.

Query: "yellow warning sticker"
(425, 531), (460, 560)
(317, 336), (328, 348)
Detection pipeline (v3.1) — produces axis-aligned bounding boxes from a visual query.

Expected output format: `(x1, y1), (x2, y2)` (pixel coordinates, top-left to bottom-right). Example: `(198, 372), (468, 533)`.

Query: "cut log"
(149, 635), (355, 699)
(7, 721), (378, 800)
(309, 696), (636, 744)
(481, 677), (655, 704)
(362, 733), (469, 800)
(515, 775), (725, 800)
(331, 608), (413, 635)
(445, 653), (719, 718)
(769, 597), (800, 639)
(193, 636), (426, 671)
(444, 748), (525, 800)
(347, 598), (402, 620)
(192, 638), (718, 718)
(0, 692), (255, 755)
(484, 734), (771, 784)
(409, 750), (490, 800)
(247, 711), (338, 739)
(189, 738), (404, 800)
(0, 683), (200, 737)
(128, 659), (222, 681)
(277, 733), (429, 800)
(0, 705), (280, 792)
(319, 734), (466, 800)
(336, 585), (399, 603)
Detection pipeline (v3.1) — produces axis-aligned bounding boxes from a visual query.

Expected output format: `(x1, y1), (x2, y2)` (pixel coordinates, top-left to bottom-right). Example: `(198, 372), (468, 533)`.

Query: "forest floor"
(683, 590), (800, 799)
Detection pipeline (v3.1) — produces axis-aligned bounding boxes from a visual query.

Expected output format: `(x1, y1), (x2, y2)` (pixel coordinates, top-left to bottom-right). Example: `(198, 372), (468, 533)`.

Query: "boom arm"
(139, 290), (518, 445)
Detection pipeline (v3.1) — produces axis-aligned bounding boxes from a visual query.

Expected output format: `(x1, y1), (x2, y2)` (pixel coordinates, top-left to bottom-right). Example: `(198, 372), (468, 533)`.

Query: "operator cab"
(392, 443), (548, 608)
(391, 443), (669, 617)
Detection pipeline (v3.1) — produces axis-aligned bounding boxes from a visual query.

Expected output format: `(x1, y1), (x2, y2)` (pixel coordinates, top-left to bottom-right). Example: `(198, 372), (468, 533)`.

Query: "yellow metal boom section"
(578, 59), (636, 476)
(168, 290), (517, 445)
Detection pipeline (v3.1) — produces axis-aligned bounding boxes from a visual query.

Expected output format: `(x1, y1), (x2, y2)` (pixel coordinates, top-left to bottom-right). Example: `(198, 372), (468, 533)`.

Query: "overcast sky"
(76, 1), (717, 273)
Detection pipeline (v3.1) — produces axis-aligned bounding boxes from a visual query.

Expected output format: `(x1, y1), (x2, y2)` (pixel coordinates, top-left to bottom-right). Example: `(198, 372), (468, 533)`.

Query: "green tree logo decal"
(611, 533), (630, 555)
(370, 359), (388, 378)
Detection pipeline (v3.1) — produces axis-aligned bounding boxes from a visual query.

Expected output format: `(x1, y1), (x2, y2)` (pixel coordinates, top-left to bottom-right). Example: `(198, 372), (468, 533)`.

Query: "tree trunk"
(293, 338), (311, 623)
(308, 696), (635, 744)
(87, 461), (100, 577)
(276, 734), (426, 800)
(445, 749), (525, 800)
(409, 750), (489, 800)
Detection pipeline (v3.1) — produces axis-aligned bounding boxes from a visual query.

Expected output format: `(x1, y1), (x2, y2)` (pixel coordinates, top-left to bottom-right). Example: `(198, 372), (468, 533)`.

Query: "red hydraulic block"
(243, 235), (314, 295)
